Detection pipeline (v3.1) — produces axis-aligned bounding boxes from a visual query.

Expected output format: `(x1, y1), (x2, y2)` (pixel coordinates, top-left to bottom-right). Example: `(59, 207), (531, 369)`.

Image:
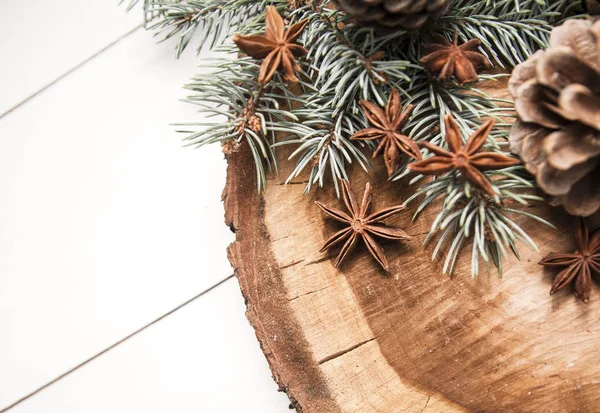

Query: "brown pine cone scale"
(509, 19), (600, 217)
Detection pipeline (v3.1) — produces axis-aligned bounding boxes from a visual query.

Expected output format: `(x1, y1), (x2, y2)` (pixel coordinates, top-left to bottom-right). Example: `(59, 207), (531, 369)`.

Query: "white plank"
(0, 28), (236, 408)
(0, 1), (141, 116)
(6, 279), (292, 413)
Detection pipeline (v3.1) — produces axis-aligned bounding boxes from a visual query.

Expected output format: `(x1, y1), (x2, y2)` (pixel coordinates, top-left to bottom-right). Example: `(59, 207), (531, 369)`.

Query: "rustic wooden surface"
(223, 78), (600, 413)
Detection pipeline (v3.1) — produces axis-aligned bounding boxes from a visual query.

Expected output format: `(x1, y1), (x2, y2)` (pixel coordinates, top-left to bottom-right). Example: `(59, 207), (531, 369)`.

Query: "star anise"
(350, 88), (422, 176)
(233, 6), (308, 85)
(407, 114), (520, 196)
(539, 220), (600, 303)
(420, 32), (491, 85)
(315, 179), (410, 271)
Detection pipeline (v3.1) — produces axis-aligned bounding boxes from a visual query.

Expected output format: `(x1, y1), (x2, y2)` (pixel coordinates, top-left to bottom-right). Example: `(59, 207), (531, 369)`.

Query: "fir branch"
(271, 107), (373, 196)
(406, 164), (554, 276)
(389, 72), (512, 181)
(124, 0), (276, 57)
(430, 0), (584, 67)
(130, 0), (580, 276)
(179, 54), (298, 191)
(403, 103), (552, 277)
(293, 6), (415, 115)
(399, 67), (544, 276)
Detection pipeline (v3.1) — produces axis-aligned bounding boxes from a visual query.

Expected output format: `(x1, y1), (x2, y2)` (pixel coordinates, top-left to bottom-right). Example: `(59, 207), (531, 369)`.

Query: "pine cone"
(333, 0), (449, 30)
(509, 19), (600, 217)
(584, 0), (600, 15)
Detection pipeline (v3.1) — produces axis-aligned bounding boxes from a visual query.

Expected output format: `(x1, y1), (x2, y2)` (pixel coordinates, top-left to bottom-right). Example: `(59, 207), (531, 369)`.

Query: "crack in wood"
(280, 259), (306, 270)
(278, 180), (310, 186)
(419, 396), (431, 413)
(305, 256), (332, 267)
(288, 285), (328, 302)
(318, 337), (376, 365)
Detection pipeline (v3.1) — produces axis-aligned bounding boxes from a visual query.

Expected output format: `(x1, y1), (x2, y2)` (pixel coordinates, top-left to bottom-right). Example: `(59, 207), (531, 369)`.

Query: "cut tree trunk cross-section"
(223, 78), (600, 413)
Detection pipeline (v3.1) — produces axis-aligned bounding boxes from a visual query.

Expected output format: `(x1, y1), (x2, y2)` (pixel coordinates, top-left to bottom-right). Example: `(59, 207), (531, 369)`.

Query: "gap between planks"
(0, 24), (143, 120)
(0, 274), (235, 412)
(0, 18), (234, 412)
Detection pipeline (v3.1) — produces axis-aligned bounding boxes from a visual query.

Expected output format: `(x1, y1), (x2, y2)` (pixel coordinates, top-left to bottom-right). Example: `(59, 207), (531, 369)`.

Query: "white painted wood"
(0, 27), (237, 408)
(6, 279), (292, 413)
(0, 0), (142, 116)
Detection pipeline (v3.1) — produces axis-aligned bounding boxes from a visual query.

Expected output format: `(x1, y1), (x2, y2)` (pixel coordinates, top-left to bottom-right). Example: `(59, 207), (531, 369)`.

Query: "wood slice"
(223, 78), (600, 412)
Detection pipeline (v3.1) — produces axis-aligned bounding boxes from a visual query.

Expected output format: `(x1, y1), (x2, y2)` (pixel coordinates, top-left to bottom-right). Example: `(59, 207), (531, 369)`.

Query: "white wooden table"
(0, 2), (290, 411)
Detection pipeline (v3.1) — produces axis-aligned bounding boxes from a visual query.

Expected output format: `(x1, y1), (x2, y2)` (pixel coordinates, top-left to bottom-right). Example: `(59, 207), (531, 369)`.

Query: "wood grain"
(224, 78), (600, 412)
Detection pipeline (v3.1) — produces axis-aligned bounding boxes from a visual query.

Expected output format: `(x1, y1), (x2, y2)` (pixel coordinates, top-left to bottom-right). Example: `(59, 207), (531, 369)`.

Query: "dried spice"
(539, 219), (600, 303)
(222, 139), (241, 154)
(420, 32), (491, 85)
(408, 114), (520, 196)
(233, 6), (308, 85)
(509, 19), (600, 217)
(315, 179), (410, 271)
(350, 88), (421, 176)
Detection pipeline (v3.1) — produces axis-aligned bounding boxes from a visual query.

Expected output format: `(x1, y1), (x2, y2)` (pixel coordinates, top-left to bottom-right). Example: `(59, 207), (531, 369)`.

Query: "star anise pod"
(539, 220), (600, 303)
(315, 179), (411, 271)
(407, 114), (520, 196)
(233, 6), (308, 85)
(420, 32), (491, 85)
(350, 88), (422, 176)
